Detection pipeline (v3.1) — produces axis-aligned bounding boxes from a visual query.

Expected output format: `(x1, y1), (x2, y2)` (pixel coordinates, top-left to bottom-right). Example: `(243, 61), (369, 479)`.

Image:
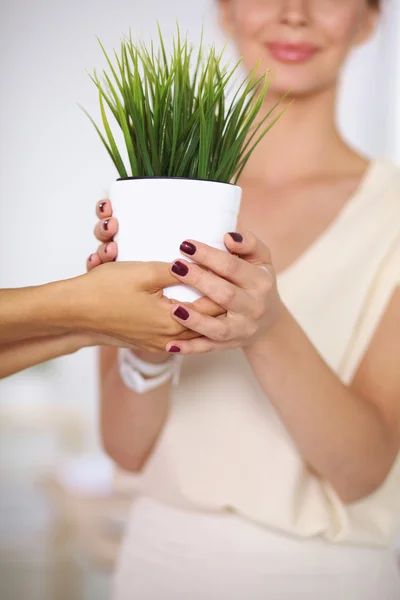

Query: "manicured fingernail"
(229, 232), (243, 243)
(174, 306), (190, 321)
(88, 254), (93, 262)
(168, 346), (181, 353)
(180, 241), (196, 256)
(99, 202), (106, 213)
(103, 220), (109, 231)
(172, 261), (189, 277)
(104, 243), (108, 254)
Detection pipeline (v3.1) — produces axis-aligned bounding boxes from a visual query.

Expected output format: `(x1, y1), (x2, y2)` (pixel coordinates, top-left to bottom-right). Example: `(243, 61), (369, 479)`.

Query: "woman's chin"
(245, 58), (330, 100)
(267, 74), (330, 101)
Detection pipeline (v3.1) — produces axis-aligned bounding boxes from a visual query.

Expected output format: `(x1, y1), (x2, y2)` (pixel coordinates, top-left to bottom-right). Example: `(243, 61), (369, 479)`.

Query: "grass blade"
(85, 27), (288, 182)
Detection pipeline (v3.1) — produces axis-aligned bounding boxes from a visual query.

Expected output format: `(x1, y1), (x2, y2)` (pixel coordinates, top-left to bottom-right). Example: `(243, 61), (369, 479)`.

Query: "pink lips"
(267, 42), (319, 63)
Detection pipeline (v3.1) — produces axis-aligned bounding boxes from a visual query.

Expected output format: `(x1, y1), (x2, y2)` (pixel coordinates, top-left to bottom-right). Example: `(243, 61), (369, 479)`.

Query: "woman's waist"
(123, 494), (398, 574)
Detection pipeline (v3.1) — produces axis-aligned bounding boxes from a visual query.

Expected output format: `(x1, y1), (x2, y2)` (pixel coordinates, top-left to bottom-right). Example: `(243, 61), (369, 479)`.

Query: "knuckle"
(251, 296), (267, 321)
(221, 255), (240, 279)
(214, 322), (230, 342)
(192, 268), (212, 297)
(202, 344), (214, 354)
(216, 285), (236, 307)
(258, 271), (273, 294)
(200, 245), (211, 264)
(252, 300), (266, 321)
(191, 266), (205, 289)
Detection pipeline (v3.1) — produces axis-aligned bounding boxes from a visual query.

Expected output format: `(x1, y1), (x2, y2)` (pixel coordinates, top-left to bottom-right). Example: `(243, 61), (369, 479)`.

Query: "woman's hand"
(165, 232), (283, 354)
(85, 199), (225, 352)
(87, 199), (119, 270)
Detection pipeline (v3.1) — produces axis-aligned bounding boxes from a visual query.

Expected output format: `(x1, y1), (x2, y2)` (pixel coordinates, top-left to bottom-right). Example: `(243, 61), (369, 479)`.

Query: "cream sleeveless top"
(116, 158), (400, 548)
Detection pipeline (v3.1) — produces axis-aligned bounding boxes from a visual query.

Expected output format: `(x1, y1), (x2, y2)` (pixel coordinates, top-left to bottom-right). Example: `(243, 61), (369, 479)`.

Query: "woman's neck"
(242, 85), (364, 186)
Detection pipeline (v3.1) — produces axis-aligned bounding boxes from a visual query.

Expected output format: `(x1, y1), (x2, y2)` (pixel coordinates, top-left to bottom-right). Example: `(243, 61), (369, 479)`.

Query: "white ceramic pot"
(109, 178), (242, 303)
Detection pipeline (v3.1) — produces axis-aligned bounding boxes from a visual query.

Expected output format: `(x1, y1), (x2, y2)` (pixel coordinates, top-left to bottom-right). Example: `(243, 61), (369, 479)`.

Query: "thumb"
(224, 231), (273, 268)
(140, 261), (181, 292)
(192, 296), (225, 318)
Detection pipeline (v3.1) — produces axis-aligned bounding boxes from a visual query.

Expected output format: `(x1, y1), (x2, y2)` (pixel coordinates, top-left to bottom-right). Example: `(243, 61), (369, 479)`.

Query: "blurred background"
(0, 1), (399, 599)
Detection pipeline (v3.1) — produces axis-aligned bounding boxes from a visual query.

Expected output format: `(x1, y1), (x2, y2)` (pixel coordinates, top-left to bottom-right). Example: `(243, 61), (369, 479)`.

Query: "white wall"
(0, 0), (399, 446)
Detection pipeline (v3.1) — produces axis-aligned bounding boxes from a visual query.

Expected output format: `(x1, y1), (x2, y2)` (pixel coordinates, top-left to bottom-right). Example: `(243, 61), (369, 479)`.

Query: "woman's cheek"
(318, 7), (368, 52)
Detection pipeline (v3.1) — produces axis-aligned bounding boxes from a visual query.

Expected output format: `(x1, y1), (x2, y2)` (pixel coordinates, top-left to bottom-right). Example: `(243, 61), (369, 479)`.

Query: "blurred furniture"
(40, 454), (133, 600)
(42, 455), (131, 568)
(0, 394), (113, 600)
(0, 398), (86, 600)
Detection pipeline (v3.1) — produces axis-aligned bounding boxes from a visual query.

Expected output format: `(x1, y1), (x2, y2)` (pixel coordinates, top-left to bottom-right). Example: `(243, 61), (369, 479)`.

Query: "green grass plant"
(82, 26), (288, 184)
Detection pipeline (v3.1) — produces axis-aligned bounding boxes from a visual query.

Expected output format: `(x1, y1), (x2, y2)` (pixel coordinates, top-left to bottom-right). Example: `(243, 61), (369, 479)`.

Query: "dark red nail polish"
(104, 243), (108, 254)
(168, 346), (181, 353)
(88, 254), (93, 262)
(174, 306), (190, 321)
(229, 232), (243, 243)
(180, 241), (196, 256)
(172, 261), (189, 277)
(103, 220), (109, 231)
(99, 202), (106, 213)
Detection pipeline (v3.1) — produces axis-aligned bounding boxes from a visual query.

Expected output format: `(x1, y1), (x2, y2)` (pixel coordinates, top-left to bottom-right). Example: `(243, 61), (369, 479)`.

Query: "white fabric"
(114, 496), (400, 600)
(114, 158), (400, 599)
(118, 349), (182, 394)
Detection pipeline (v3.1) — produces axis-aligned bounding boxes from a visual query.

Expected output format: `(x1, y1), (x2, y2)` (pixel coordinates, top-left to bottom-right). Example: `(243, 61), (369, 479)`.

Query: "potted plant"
(82, 26), (287, 302)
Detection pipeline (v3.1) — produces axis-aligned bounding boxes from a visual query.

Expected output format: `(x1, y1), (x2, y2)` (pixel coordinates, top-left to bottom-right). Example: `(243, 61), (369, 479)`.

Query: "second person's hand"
(88, 199), (226, 352)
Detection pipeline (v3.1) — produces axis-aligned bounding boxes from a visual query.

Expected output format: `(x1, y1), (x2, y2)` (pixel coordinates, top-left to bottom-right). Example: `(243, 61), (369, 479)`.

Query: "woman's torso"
(114, 495), (400, 600)
(116, 157), (400, 547)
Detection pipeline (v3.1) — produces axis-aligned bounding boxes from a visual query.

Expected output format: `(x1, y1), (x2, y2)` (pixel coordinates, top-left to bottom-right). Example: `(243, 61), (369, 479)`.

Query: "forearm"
(245, 306), (394, 503)
(0, 279), (85, 343)
(100, 348), (171, 472)
(0, 333), (92, 379)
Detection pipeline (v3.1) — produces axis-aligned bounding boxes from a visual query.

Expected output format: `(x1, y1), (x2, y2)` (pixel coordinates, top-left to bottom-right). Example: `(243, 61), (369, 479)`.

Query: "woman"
(94, 1), (400, 598)
(0, 199), (218, 378)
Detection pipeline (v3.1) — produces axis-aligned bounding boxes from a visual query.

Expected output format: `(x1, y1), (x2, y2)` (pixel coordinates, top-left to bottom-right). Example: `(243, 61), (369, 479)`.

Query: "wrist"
(68, 331), (99, 350)
(60, 331), (95, 354)
(245, 302), (291, 361)
(14, 281), (76, 336)
(47, 275), (93, 333)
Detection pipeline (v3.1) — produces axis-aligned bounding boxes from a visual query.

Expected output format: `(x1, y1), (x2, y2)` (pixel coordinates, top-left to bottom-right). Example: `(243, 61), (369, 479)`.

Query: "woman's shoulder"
(364, 156), (400, 269)
(364, 156), (400, 200)
(351, 156), (400, 238)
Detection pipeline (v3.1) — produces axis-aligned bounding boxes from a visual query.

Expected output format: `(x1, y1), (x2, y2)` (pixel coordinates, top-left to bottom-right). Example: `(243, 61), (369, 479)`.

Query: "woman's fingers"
(87, 242), (117, 272)
(170, 259), (248, 313)
(92, 201), (118, 262)
(97, 242), (118, 263)
(96, 200), (113, 219)
(179, 239), (252, 288)
(87, 253), (102, 271)
(179, 232), (273, 289)
(94, 217), (119, 243)
(170, 304), (235, 342)
(223, 230), (273, 269)
(166, 335), (237, 355)
(192, 296), (225, 318)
